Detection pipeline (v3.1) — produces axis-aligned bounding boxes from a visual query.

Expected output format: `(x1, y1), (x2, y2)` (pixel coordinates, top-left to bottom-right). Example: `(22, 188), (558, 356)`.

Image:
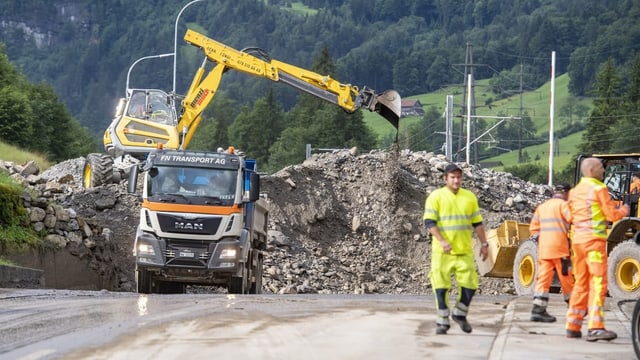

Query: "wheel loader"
(83, 28), (401, 188)
(476, 153), (640, 299)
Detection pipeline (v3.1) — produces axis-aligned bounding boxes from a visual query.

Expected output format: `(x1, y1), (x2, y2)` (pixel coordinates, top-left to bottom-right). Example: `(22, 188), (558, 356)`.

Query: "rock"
(2, 149), (550, 295)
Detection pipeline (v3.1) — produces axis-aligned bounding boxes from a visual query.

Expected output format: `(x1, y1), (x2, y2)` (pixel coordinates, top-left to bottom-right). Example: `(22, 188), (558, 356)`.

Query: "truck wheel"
(228, 263), (248, 294)
(136, 269), (153, 294)
(250, 254), (263, 294)
(513, 240), (538, 296)
(633, 299), (640, 359)
(608, 240), (640, 299)
(83, 153), (114, 189)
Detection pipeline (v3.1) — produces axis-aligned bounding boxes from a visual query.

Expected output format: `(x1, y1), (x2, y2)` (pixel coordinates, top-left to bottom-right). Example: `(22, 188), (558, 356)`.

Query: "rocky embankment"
(1, 149), (551, 295)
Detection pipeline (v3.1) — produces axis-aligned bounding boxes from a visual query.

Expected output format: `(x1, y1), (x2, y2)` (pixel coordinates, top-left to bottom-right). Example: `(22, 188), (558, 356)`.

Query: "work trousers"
(565, 240), (607, 332)
(533, 257), (574, 306)
(430, 252), (478, 326)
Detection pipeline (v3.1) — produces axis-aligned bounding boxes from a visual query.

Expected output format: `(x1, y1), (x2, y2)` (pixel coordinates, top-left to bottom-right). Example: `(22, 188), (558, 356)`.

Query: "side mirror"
(128, 165), (139, 194)
(249, 172), (260, 202)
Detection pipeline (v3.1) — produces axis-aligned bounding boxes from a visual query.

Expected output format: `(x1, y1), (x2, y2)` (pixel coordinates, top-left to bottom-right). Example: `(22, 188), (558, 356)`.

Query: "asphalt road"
(0, 289), (636, 360)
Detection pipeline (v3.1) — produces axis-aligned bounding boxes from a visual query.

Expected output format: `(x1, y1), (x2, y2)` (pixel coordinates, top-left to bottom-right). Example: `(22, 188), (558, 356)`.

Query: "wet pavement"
(0, 289), (636, 359)
(487, 294), (636, 360)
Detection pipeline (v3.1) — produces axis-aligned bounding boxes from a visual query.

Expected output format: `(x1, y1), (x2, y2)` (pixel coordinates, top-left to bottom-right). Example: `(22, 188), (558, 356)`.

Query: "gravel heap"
(6, 148), (552, 295)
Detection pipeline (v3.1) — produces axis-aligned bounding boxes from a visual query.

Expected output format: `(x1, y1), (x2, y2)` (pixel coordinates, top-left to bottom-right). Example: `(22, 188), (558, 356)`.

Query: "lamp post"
(126, 53), (175, 94)
(173, 0), (204, 95)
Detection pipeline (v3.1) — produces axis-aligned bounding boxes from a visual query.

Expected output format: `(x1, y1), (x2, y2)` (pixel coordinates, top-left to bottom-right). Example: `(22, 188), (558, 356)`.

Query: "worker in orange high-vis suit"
(566, 157), (629, 342)
(529, 183), (574, 323)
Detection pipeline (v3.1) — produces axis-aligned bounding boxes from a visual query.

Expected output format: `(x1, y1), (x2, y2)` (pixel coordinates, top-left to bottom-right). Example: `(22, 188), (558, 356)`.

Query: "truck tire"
(513, 240), (538, 296)
(228, 263), (248, 294)
(136, 269), (153, 294)
(607, 240), (640, 299)
(83, 153), (114, 189)
(633, 299), (640, 359)
(249, 254), (263, 294)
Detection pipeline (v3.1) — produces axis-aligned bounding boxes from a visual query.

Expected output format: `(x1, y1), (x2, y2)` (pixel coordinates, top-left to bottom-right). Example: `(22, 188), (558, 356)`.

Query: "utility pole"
(453, 43), (486, 164)
(518, 64), (524, 163)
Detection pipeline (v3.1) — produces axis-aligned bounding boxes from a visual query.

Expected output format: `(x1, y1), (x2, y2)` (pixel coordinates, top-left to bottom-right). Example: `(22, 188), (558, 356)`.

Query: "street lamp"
(173, 0), (205, 95)
(126, 53), (175, 94)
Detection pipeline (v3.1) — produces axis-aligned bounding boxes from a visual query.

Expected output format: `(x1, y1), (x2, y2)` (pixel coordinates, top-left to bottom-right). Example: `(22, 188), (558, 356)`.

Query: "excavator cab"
(103, 89), (180, 160)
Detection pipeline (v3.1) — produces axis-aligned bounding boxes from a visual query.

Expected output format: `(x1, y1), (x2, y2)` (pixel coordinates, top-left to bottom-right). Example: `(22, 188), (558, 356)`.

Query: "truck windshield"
(149, 166), (237, 201)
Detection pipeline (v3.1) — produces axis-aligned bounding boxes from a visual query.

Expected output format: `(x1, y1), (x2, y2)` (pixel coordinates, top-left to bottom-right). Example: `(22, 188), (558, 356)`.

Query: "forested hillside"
(0, 0), (639, 172)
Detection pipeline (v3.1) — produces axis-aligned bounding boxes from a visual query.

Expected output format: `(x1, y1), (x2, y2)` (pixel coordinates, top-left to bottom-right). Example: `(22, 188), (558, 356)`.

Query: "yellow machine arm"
(178, 29), (401, 149)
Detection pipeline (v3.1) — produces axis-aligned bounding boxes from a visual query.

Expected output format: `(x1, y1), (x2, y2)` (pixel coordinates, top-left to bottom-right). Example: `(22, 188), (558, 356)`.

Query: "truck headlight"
(219, 248), (237, 259)
(138, 243), (156, 256)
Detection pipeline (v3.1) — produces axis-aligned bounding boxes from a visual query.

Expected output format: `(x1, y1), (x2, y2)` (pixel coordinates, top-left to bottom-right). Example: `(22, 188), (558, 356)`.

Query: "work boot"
(586, 328), (617, 342)
(530, 305), (557, 323)
(566, 330), (582, 339)
(435, 324), (450, 335)
(452, 315), (472, 333)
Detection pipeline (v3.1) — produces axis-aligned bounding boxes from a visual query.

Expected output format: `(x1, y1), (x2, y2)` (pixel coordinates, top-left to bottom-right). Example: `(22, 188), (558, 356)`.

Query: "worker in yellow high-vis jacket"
(423, 163), (489, 335)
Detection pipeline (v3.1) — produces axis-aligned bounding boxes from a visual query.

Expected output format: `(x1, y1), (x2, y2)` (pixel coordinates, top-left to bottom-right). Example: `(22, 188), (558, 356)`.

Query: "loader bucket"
(475, 220), (531, 278)
(368, 89), (401, 129)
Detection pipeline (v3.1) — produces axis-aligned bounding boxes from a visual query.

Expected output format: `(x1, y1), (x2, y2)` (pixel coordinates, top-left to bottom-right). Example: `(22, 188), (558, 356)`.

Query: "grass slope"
(364, 73), (591, 170)
(0, 142), (51, 170)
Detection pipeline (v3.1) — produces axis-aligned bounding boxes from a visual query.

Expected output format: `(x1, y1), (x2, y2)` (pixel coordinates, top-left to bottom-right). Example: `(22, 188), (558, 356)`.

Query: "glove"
(561, 257), (571, 276)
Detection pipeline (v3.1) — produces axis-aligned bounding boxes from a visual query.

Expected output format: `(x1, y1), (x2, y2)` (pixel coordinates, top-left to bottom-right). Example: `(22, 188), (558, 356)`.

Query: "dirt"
(24, 147), (551, 295)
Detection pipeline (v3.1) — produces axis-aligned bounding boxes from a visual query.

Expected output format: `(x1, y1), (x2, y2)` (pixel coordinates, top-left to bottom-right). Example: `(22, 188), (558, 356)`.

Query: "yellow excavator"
(83, 29), (401, 188)
(477, 153), (640, 300)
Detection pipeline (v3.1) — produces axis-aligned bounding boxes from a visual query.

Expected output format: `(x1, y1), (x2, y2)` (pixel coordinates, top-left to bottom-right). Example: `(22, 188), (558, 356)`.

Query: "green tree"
(268, 45), (378, 170)
(579, 58), (623, 154)
(0, 86), (33, 148)
(611, 54), (640, 152)
(399, 106), (444, 151)
(189, 95), (238, 152)
(228, 89), (285, 168)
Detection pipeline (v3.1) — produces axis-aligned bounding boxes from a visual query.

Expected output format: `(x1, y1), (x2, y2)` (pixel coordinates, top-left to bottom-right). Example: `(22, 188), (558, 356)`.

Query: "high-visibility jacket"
(569, 177), (627, 244)
(423, 187), (483, 255)
(529, 196), (572, 259)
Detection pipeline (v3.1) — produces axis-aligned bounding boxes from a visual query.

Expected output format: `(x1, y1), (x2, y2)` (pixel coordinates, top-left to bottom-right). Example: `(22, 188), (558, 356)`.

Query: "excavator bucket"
(366, 89), (401, 129)
(475, 220), (531, 278)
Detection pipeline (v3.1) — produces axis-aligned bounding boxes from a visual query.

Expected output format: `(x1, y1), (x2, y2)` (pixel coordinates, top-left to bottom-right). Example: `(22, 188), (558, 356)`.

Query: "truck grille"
(157, 214), (222, 235)
(164, 239), (214, 268)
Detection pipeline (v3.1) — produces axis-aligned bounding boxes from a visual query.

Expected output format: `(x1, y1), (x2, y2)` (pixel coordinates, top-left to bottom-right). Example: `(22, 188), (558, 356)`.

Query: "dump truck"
(83, 28), (401, 188)
(128, 147), (267, 294)
(477, 153), (640, 299)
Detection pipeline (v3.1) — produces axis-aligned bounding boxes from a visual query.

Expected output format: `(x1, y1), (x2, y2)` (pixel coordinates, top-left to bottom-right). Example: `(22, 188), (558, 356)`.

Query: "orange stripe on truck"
(142, 200), (242, 215)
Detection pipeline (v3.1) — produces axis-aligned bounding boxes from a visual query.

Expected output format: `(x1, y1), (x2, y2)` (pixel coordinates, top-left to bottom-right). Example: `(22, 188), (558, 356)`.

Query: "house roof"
(401, 99), (422, 107)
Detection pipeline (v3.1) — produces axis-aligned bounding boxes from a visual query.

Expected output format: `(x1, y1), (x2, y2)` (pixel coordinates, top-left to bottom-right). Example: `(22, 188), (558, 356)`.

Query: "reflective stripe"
(423, 187), (483, 254)
(453, 304), (468, 317)
(569, 177), (627, 243)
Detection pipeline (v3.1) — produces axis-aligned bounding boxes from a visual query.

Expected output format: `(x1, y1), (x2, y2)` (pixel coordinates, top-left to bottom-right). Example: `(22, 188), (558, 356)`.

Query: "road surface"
(0, 289), (635, 359)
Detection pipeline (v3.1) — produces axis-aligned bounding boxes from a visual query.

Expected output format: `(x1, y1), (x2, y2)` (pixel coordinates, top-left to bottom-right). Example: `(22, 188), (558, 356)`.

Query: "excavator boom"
(87, 27), (401, 189)
(180, 29), (400, 144)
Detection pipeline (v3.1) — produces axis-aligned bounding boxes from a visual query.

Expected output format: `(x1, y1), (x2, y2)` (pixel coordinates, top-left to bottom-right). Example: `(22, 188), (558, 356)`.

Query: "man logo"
(174, 222), (204, 230)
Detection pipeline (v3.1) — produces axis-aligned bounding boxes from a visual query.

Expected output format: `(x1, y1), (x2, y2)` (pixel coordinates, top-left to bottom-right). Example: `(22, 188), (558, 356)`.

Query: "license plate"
(179, 251), (195, 258)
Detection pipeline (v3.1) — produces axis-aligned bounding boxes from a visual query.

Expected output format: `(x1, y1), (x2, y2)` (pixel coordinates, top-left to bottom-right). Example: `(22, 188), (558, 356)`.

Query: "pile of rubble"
(1, 148), (552, 295)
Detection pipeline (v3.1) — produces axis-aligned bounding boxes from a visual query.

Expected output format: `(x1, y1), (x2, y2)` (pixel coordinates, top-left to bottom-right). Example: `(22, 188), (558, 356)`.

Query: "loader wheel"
(83, 153), (114, 189)
(513, 240), (538, 296)
(607, 240), (640, 299)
